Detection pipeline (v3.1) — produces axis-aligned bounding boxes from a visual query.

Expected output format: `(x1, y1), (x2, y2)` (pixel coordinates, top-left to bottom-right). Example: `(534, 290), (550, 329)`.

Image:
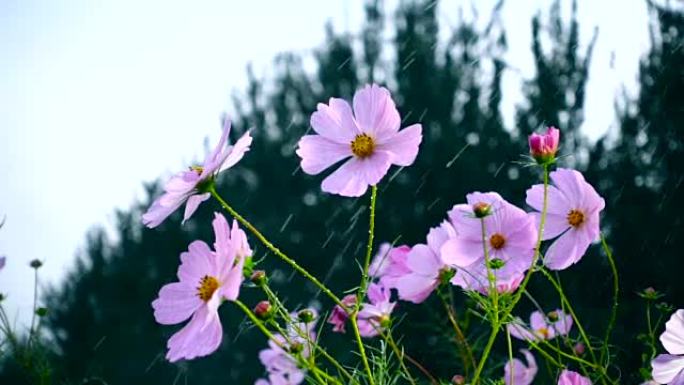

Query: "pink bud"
(528, 126), (560, 164)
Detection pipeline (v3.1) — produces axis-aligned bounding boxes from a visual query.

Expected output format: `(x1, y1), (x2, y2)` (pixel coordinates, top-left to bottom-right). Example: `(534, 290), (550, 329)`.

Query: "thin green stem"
(379, 329), (439, 385)
(28, 268), (38, 347)
(349, 185), (377, 385)
(540, 269), (598, 363)
(210, 186), (344, 308)
(600, 233), (619, 366)
(472, 164), (550, 385)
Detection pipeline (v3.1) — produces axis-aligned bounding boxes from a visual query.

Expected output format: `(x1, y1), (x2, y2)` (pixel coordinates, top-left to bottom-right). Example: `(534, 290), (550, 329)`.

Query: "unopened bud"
(250, 270), (267, 286)
(547, 311), (559, 322)
(451, 374), (465, 385)
(35, 307), (48, 317)
(298, 309), (316, 323)
(573, 342), (585, 356)
(473, 202), (492, 218)
(253, 301), (273, 320)
(29, 259), (43, 269)
(289, 341), (304, 354)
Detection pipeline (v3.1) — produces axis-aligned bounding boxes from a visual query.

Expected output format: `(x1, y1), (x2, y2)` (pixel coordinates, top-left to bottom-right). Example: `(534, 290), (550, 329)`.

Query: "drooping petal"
(543, 230), (582, 270)
(296, 135), (352, 175)
(152, 282), (202, 325)
(376, 123), (422, 166)
(653, 354), (684, 384)
(662, 310), (684, 355)
(310, 98), (359, 143)
(321, 151), (392, 197)
(352, 84), (400, 141)
(504, 349), (537, 385)
(166, 305), (223, 362)
(394, 272), (437, 304)
(202, 117), (232, 176)
(183, 193), (211, 224)
(143, 193), (188, 228)
(507, 318), (537, 341)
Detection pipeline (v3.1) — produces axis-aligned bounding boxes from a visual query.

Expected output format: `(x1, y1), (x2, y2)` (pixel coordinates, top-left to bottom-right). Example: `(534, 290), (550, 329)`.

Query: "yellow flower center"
(489, 233), (506, 250)
(197, 275), (220, 302)
(536, 327), (550, 338)
(189, 165), (204, 175)
(567, 209), (585, 228)
(350, 134), (375, 158)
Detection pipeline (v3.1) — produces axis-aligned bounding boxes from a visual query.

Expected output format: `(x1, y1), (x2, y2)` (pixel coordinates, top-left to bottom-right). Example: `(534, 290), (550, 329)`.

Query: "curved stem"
(210, 186), (344, 308)
(379, 329), (439, 385)
(600, 233), (619, 365)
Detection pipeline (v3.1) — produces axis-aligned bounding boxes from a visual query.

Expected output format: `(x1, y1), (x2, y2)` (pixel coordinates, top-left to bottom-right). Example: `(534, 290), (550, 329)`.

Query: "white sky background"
(0, 0), (649, 327)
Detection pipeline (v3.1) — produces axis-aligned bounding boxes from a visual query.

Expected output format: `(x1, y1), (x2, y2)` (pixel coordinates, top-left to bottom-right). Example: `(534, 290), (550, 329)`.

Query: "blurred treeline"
(1, 0), (681, 384)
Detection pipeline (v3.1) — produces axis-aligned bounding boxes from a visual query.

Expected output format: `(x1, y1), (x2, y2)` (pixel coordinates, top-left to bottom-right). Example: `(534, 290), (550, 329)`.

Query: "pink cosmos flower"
(526, 168), (605, 270)
(296, 84), (422, 197)
(558, 370), (592, 385)
(151, 213), (249, 362)
(652, 309), (684, 384)
(504, 349), (537, 385)
(328, 284), (395, 338)
(357, 283), (396, 337)
(143, 119), (252, 228)
(529, 126), (560, 163)
(328, 294), (357, 333)
(508, 310), (573, 341)
(369, 243), (411, 288)
(394, 221), (454, 303)
(442, 192), (536, 293)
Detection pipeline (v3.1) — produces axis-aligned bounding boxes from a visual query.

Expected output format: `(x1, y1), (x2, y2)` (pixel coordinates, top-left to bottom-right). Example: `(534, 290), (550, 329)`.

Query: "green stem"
(210, 186), (345, 308)
(506, 327), (514, 385)
(472, 164), (550, 385)
(600, 233), (619, 366)
(379, 329), (439, 385)
(540, 269), (597, 363)
(349, 185), (378, 385)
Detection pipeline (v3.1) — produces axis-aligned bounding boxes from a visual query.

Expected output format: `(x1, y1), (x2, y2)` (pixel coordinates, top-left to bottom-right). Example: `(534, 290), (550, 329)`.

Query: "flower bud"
(297, 309), (316, 323)
(451, 374), (465, 385)
(573, 342), (585, 356)
(250, 270), (267, 286)
(472, 202), (492, 218)
(528, 126), (560, 165)
(35, 307), (49, 317)
(639, 287), (664, 301)
(289, 341), (304, 354)
(253, 301), (273, 320)
(30, 259), (43, 269)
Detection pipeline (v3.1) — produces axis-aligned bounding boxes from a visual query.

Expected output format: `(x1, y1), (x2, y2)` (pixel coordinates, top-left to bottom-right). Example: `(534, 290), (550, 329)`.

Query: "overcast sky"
(0, 0), (649, 327)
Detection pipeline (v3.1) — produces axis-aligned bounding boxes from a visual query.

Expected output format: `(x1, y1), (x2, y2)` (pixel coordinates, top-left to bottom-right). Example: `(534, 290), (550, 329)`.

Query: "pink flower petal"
(220, 130), (253, 172)
(526, 184), (572, 216)
(321, 151), (392, 197)
(296, 135), (352, 175)
(166, 305), (223, 362)
(530, 212), (570, 240)
(550, 169), (588, 209)
(662, 310), (684, 355)
(178, 240), (215, 283)
(406, 244), (441, 277)
(183, 193), (210, 224)
(504, 349), (537, 385)
(152, 282), (202, 325)
(543, 230), (582, 270)
(310, 98), (359, 143)
(558, 369), (592, 385)
(440, 238), (482, 267)
(395, 272), (437, 303)
(352, 84), (400, 141)
(376, 123), (422, 166)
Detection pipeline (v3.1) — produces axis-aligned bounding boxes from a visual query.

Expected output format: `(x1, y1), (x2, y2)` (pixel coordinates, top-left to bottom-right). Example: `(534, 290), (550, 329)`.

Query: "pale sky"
(0, 0), (649, 327)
